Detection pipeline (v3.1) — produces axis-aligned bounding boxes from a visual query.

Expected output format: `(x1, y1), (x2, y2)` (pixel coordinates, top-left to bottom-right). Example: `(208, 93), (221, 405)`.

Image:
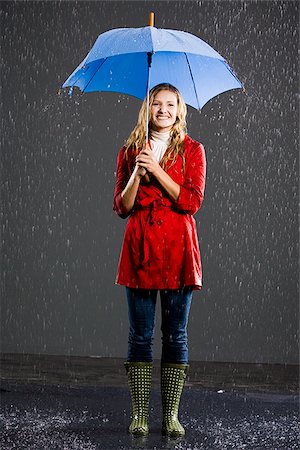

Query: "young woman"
(113, 83), (206, 437)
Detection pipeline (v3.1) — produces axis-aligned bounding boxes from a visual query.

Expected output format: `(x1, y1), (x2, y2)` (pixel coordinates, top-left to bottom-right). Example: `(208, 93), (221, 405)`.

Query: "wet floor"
(1, 381), (299, 450)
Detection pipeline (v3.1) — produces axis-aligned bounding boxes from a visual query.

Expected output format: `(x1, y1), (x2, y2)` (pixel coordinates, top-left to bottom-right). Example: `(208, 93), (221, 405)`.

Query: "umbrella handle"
(149, 12), (154, 27)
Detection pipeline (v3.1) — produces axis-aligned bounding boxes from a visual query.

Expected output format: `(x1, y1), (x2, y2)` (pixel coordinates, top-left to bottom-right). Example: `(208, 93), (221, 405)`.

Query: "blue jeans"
(126, 287), (193, 364)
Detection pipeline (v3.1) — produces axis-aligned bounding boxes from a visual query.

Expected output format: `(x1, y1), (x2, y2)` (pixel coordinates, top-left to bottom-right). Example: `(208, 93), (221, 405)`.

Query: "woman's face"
(150, 90), (178, 132)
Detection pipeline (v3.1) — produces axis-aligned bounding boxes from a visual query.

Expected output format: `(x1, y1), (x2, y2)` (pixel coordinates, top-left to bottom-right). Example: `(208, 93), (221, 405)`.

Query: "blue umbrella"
(62, 13), (242, 145)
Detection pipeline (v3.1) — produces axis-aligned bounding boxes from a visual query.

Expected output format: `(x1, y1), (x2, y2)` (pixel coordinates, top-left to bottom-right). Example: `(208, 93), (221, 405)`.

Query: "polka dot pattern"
(161, 363), (189, 437)
(124, 362), (152, 436)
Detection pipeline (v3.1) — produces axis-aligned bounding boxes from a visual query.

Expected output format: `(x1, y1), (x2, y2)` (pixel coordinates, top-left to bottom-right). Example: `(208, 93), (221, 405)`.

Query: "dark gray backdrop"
(1, 0), (299, 364)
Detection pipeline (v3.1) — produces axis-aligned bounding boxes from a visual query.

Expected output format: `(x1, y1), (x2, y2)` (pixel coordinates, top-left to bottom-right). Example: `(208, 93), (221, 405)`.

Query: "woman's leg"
(126, 287), (157, 362)
(125, 288), (157, 435)
(160, 287), (193, 363)
(159, 287), (193, 437)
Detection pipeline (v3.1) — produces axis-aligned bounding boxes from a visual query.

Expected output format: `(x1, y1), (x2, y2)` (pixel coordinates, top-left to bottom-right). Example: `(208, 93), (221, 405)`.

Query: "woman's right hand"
(133, 143), (151, 179)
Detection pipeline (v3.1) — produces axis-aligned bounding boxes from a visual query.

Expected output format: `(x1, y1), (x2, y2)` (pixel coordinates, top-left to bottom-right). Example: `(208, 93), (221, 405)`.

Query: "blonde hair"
(124, 83), (187, 170)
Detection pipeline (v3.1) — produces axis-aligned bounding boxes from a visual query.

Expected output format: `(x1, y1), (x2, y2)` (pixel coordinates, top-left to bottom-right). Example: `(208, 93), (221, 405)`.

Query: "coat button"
(157, 220), (162, 225)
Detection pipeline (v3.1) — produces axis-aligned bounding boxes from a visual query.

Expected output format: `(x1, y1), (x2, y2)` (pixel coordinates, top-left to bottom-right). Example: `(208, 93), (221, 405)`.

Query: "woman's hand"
(133, 164), (147, 179)
(136, 146), (161, 177)
(135, 144), (180, 201)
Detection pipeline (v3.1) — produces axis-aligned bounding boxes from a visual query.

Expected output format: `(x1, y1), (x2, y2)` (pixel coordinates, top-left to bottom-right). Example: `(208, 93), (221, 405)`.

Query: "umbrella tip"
(149, 12), (154, 27)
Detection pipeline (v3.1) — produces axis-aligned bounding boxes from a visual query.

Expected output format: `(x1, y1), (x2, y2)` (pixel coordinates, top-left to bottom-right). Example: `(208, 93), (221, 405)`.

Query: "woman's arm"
(149, 164), (180, 202)
(113, 147), (146, 218)
(120, 166), (145, 213)
(136, 143), (206, 214)
(175, 143), (206, 214)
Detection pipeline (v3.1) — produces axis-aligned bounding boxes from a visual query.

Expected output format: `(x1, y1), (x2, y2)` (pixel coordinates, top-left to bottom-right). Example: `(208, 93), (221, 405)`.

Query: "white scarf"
(149, 130), (171, 162)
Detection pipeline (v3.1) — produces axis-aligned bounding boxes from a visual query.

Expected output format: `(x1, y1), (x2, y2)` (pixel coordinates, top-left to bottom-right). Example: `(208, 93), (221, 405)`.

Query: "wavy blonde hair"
(124, 83), (187, 170)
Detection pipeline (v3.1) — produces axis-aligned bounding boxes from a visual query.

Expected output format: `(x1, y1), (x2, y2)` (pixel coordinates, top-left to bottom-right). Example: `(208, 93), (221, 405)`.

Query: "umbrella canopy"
(62, 25), (243, 110)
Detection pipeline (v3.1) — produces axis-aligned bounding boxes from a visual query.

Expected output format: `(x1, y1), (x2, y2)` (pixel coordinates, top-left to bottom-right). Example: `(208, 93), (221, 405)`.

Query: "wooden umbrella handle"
(149, 12), (154, 26)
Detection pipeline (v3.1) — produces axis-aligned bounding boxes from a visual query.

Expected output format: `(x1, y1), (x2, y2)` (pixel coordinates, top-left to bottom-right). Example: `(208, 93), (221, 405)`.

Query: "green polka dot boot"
(161, 363), (189, 437)
(124, 362), (153, 436)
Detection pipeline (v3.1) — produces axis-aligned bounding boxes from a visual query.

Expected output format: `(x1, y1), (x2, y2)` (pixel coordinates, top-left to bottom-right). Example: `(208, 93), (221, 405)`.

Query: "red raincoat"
(113, 135), (206, 290)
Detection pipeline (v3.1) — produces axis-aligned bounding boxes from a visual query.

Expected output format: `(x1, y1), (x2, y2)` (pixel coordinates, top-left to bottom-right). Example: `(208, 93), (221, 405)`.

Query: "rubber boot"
(161, 363), (189, 437)
(124, 361), (152, 436)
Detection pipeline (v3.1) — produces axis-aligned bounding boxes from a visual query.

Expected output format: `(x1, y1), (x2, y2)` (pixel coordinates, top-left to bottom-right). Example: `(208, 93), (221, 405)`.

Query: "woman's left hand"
(135, 147), (161, 177)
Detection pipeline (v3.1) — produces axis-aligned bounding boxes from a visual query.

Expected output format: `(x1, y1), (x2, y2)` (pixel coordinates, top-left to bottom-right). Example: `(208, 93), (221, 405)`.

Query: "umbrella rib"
(82, 58), (108, 93)
(184, 53), (201, 110)
(66, 65), (89, 93)
(221, 60), (244, 88)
